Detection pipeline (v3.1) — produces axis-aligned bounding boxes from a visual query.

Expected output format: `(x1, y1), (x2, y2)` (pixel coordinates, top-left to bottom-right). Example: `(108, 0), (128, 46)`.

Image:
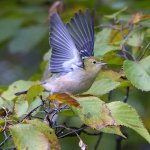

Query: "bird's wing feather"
(49, 13), (83, 73)
(66, 9), (94, 58)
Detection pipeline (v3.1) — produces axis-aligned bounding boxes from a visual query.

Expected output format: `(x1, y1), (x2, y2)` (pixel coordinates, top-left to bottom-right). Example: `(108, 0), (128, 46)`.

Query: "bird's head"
(83, 57), (106, 74)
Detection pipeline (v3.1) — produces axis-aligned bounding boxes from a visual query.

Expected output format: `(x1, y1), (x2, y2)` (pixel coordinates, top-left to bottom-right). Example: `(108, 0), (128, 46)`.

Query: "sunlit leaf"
(123, 56), (150, 91)
(73, 96), (117, 130)
(26, 84), (44, 104)
(1, 80), (34, 101)
(94, 43), (120, 56)
(0, 97), (14, 112)
(14, 95), (28, 118)
(84, 79), (120, 96)
(94, 28), (120, 56)
(107, 101), (150, 143)
(101, 126), (125, 138)
(10, 119), (60, 150)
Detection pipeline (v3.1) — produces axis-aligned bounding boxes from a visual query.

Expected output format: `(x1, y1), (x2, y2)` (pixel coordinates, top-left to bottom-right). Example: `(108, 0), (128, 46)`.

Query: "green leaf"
(8, 26), (48, 53)
(123, 56), (150, 91)
(104, 7), (128, 19)
(73, 96), (117, 130)
(107, 101), (150, 143)
(0, 19), (22, 43)
(1, 80), (34, 101)
(101, 127), (126, 138)
(94, 28), (120, 56)
(0, 97), (14, 112)
(14, 95), (28, 118)
(84, 79), (120, 96)
(94, 43), (120, 56)
(125, 29), (144, 47)
(26, 84), (44, 104)
(9, 119), (60, 150)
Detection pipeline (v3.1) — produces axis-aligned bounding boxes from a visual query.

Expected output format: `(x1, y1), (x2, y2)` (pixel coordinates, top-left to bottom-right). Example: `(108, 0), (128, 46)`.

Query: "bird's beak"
(97, 62), (107, 66)
(101, 62), (107, 65)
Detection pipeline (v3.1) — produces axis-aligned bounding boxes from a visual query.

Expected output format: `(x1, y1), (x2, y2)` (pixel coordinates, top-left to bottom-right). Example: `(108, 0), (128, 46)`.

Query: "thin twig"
(116, 135), (122, 150)
(0, 135), (11, 148)
(121, 50), (136, 61)
(94, 133), (103, 150)
(20, 104), (43, 122)
(56, 125), (87, 139)
(123, 87), (130, 103)
(137, 42), (150, 60)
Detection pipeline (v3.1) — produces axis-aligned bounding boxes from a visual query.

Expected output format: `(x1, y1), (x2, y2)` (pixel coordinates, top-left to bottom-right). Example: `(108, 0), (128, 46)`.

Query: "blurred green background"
(0, 0), (150, 149)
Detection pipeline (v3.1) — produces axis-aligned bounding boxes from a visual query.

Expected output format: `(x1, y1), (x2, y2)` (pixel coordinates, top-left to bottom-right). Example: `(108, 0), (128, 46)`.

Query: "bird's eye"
(92, 61), (97, 64)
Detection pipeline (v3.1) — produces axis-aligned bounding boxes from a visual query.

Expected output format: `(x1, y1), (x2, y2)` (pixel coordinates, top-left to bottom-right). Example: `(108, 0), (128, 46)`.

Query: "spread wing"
(66, 9), (94, 58)
(49, 13), (83, 73)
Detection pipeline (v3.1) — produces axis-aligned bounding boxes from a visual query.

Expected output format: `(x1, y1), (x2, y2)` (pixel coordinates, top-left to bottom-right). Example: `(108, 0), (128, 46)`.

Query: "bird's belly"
(50, 72), (95, 94)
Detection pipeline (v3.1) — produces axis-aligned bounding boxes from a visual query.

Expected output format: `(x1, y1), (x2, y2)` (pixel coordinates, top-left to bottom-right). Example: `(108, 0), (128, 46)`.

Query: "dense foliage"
(1, 0), (150, 150)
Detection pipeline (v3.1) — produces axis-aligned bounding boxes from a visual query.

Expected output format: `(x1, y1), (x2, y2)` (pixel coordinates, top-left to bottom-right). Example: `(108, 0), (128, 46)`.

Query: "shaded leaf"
(103, 51), (124, 65)
(84, 79), (120, 96)
(123, 56), (150, 91)
(26, 84), (44, 104)
(104, 7), (127, 19)
(1, 80), (34, 101)
(107, 101), (150, 143)
(9, 119), (60, 150)
(48, 93), (80, 108)
(0, 19), (22, 42)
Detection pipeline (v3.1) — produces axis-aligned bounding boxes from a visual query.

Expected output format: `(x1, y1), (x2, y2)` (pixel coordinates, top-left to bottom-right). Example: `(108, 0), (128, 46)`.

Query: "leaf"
(26, 84), (44, 104)
(94, 28), (120, 56)
(101, 126), (125, 138)
(14, 95), (28, 118)
(0, 19), (22, 43)
(94, 43), (120, 56)
(84, 79), (120, 96)
(128, 12), (150, 25)
(48, 93), (80, 107)
(107, 101), (150, 143)
(9, 119), (60, 150)
(123, 56), (150, 91)
(1, 80), (34, 101)
(104, 7), (128, 19)
(125, 29), (144, 47)
(72, 96), (117, 130)
(0, 97), (14, 112)
(103, 51), (124, 65)
(8, 26), (48, 53)
(140, 19), (150, 28)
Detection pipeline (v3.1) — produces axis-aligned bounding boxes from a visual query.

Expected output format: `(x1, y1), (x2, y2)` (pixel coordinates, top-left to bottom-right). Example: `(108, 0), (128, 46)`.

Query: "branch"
(94, 133), (103, 150)
(0, 134), (11, 148)
(137, 42), (150, 60)
(123, 87), (130, 103)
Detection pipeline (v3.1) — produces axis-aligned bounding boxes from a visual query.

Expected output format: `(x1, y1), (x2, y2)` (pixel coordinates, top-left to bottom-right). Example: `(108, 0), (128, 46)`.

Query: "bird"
(42, 9), (106, 95)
